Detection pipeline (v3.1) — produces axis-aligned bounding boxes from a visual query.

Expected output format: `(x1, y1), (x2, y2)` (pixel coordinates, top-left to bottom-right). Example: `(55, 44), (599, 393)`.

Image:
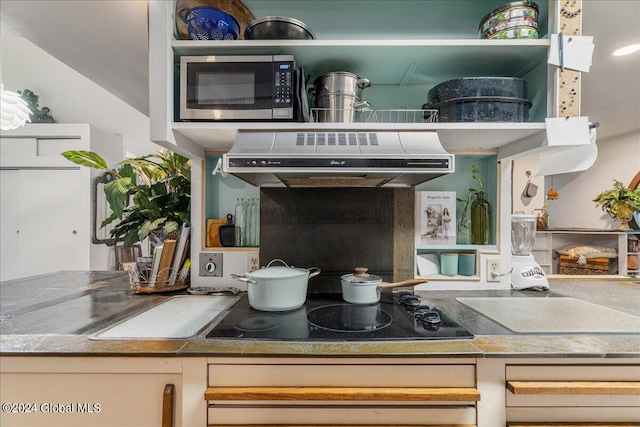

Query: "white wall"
(1, 35), (157, 271)
(512, 155), (545, 214)
(545, 129), (640, 229)
(0, 36), (155, 156)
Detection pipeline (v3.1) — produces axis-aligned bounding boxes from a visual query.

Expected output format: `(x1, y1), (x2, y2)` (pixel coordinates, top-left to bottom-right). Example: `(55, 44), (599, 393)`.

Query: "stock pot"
(230, 259), (320, 311)
(340, 268), (428, 305)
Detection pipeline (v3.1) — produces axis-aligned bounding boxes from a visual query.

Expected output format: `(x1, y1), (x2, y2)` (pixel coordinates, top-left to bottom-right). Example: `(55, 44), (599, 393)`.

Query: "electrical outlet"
(486, 258), (501, 282)
(247, 253), (259, 272)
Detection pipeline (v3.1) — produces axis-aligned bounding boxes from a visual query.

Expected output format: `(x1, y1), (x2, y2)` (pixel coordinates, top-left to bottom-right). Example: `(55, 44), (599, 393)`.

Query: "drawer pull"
(162, 384), (175, 427)
(205, 386), (480, 401)
(506, 380), (640, 395)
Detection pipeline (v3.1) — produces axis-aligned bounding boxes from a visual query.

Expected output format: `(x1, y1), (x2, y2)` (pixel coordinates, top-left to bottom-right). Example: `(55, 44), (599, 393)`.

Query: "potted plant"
(62, 149), (191, 246)
(593, 179), (640, 230)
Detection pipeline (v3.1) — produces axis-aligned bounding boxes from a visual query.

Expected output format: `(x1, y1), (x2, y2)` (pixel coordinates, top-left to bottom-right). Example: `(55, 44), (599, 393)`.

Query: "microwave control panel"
(274, 61), (294, 108)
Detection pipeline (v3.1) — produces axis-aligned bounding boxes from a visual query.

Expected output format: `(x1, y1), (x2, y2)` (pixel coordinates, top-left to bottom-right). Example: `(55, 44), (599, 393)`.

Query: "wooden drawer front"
(209, 364), (475, 387)
(208, 405), (476, 425)
(205, 386), (480, 402)
(506, 365), (640, 408)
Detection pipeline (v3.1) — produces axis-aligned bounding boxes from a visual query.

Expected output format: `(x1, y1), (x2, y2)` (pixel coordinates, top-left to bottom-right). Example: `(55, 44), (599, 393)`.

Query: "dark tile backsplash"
(260, 188), (411, 293)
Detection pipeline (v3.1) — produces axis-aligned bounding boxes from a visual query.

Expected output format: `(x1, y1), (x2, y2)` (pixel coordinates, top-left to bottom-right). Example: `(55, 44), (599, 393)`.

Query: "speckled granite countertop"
(1, 271), (639, 358)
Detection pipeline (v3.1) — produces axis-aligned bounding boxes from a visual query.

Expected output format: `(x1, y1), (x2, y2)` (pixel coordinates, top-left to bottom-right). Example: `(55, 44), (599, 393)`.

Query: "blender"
(511, 213), (549, 290)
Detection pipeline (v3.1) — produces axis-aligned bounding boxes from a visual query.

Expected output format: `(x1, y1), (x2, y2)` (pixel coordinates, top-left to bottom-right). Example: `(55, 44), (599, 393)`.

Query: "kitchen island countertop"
(1, 271), (638, 358)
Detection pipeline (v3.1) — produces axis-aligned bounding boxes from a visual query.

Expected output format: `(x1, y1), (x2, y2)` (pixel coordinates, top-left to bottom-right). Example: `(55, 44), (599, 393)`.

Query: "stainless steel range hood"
(222, 131), (454, 187)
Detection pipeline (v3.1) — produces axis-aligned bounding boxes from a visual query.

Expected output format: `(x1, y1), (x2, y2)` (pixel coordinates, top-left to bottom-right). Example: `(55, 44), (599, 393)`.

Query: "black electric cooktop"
(206, 292), (473, 341)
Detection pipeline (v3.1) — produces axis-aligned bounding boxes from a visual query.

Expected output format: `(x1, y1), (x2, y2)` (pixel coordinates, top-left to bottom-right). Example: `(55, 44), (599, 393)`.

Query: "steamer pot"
(231, 259), (320, 311)
(310, 72), (371, 99)
(340, 268), (427, 305)
(310, 72), (372, 123)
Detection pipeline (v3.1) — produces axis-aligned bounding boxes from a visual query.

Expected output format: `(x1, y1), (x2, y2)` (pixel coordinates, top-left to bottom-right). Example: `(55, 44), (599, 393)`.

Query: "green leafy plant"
(62, 149), (191, 246)
(17, 89), (55, 123)
(593, 180), (640, 227)
(470, 163), (485, 193)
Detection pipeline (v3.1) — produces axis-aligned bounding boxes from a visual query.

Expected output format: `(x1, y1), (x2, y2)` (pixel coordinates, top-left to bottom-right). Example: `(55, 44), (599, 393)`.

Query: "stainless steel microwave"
(179, 55), (296, 121)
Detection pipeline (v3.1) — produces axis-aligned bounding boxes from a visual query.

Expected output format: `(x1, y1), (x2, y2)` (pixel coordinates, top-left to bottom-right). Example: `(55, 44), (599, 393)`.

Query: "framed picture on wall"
(416, 191), (456, 244)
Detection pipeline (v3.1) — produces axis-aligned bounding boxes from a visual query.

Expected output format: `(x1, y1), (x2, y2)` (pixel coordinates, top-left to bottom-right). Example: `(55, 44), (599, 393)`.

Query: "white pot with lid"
(340, 267), (428, 305)
(231, 259), (320, 311)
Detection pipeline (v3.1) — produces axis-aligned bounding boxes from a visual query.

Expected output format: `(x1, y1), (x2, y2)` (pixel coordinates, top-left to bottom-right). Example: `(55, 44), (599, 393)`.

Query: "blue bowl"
(177, 7), (240, 40)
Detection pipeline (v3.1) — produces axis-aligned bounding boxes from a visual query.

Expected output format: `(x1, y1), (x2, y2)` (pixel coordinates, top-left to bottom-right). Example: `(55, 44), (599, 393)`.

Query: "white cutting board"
(92, 295), (239, 339)
(456, 297), (640, 334)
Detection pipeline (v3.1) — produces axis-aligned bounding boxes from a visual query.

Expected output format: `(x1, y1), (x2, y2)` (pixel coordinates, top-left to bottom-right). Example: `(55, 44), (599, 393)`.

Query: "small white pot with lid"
(340, 267), (428, 305)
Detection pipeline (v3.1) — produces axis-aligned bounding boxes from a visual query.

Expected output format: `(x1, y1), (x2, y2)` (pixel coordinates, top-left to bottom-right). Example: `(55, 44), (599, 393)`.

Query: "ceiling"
(1, 0), (638, 141)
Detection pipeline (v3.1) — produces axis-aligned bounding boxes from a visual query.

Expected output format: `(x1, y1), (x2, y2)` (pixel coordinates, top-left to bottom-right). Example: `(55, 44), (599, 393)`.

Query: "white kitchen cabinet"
(0, 124), (123, 280)
(2, 169), (86, 279)
(504, 359), (640, 424)
(205, 357), (479, 425)
(0, 356), (183, 427)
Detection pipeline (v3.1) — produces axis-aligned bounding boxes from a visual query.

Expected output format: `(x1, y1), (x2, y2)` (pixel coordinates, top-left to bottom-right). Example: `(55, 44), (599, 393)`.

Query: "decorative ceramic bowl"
(177, 6), (240, 40)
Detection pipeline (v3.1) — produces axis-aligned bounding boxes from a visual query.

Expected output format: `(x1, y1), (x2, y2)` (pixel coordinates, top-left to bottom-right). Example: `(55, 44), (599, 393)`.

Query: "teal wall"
(204, 154), (260, 221)
(415, 155), (498, 245)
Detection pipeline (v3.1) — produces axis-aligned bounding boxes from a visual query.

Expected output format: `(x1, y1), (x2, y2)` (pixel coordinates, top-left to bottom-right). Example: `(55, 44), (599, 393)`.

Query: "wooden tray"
(175, 0), (255, 40)
(207, 218), (228, 247)
(131, 283), (189, 294)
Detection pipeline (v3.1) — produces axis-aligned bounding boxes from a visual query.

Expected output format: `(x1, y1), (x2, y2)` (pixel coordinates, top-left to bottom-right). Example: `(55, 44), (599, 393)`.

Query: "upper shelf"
(173, 39), (550, 86)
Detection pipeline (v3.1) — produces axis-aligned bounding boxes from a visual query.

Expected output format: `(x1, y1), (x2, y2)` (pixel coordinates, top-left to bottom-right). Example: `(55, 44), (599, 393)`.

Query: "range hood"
(222, 131), (454, 187)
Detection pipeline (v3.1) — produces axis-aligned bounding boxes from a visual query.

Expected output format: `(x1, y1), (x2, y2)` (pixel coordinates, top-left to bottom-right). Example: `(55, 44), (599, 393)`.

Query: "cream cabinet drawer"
(507, 364), (640, 381)
(506, 364), (640, 408)
(209, 363), (476, 387)
(507, 406), (640, 424)
(208, 405), (476, 425)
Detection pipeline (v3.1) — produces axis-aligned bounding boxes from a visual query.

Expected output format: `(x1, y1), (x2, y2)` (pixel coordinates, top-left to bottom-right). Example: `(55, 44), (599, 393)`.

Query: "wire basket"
(374, 109), (439, 123)
(311, 108), (376, 123)
(310, 108), (438, 124)
(126, 259), (190, 293)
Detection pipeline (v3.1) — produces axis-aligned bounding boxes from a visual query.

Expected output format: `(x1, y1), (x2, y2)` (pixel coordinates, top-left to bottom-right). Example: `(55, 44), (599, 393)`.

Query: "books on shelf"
(168, 224), (191, 286)
(148, 245), (164, 287)
(145, 224), (191, 287)
(154, 238), (176, 285)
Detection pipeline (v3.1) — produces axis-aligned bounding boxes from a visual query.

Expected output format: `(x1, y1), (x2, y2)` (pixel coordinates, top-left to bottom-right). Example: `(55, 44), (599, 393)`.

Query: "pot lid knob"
(354, 267), (370, 277)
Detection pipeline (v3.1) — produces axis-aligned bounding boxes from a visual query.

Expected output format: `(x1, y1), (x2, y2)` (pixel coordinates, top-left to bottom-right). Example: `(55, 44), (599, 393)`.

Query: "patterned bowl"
(177, 6), (240, 40)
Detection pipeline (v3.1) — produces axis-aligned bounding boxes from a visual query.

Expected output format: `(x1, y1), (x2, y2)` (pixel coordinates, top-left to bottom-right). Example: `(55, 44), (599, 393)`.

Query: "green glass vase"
(471, 191), (490, 245)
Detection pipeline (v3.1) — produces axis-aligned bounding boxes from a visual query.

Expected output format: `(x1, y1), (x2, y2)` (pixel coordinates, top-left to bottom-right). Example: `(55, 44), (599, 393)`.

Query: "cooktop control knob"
(199, 253), (223, 277)
(206, 262), (217, 273)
